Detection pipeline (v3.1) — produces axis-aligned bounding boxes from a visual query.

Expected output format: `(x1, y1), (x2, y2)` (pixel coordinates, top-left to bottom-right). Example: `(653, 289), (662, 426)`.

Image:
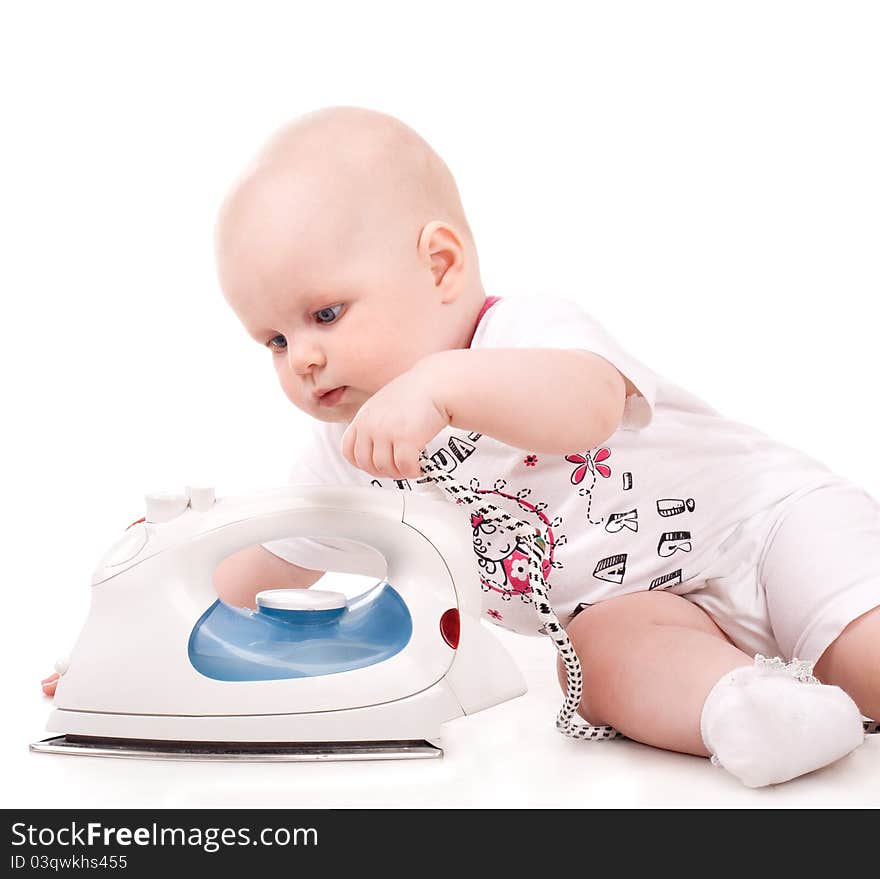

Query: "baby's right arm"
(212, 544), (324, 609)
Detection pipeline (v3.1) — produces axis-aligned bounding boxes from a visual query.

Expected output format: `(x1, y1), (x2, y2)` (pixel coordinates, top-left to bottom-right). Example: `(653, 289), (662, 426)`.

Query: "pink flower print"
(487, 609), (503, 621)
(524, 454), (538, 467)
(565, 448), (612, 484)
(501, 551), (533, 597)
(565, 453), (590, 484)
(508, 557), (530, 584)
(592, 448), (612, 478)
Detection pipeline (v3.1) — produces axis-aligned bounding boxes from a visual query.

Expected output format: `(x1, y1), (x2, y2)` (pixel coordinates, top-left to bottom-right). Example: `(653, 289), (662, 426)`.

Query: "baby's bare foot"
(41, 672), (59, 697)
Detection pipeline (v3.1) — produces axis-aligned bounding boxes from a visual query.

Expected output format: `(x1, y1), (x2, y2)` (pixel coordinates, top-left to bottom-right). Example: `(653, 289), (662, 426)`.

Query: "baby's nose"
(288, 340), (326, 375)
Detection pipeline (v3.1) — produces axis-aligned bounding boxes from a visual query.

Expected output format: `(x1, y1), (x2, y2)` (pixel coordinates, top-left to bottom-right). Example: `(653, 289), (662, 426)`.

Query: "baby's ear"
(417, 220), (464, 290)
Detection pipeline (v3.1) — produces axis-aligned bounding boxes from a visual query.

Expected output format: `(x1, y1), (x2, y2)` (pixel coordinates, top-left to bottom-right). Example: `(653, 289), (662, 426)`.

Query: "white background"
(2, 1), (878, 808)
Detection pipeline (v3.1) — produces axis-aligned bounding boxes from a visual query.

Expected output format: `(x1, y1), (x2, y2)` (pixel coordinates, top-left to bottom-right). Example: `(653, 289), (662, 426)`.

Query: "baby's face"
(216, 176), (469, 424)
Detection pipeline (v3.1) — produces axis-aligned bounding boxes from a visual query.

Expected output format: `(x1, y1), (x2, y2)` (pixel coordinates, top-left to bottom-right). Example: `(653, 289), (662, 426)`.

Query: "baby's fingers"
(392, 442), (422, 480)
(343, 426), (375, 475)
(41, 672), (59, 697)
(370, 439), (405, 480)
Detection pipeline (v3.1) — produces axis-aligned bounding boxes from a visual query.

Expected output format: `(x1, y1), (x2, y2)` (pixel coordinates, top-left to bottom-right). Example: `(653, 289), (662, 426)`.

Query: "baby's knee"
(553, 590), (728, 725)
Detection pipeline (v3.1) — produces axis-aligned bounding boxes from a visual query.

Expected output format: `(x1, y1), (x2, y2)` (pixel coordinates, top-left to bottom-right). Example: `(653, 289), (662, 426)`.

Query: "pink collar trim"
(467, 296), (502, 347)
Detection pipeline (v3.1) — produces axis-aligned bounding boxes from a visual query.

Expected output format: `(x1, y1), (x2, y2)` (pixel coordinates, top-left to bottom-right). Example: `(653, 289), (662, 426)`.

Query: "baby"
(43, 106), (879, 788)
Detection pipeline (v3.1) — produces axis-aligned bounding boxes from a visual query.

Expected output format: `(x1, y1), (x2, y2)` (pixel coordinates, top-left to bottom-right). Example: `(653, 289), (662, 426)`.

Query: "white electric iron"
(31, 483), (527, 762)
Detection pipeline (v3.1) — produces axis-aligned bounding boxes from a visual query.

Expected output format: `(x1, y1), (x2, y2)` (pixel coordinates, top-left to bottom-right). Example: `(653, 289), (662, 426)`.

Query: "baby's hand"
(342, 364), (450, 480)
(41, 672), (59, 697)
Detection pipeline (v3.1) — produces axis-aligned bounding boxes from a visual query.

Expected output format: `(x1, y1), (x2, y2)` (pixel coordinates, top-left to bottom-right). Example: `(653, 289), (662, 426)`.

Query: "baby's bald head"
(214, 108), (486, 420)
(215, 107), (481, 311)
(257, 106), (473, 243)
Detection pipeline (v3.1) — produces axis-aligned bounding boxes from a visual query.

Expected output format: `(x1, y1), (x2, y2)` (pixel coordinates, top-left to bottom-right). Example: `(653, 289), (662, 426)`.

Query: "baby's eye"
(266, 334), (287, 352)
(314, 304), (343, 325)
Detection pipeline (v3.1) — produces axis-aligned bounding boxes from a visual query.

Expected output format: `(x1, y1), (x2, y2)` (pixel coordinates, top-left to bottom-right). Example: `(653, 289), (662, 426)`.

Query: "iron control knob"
(187, 485), (215, 512)
(144, 491), (189, 523)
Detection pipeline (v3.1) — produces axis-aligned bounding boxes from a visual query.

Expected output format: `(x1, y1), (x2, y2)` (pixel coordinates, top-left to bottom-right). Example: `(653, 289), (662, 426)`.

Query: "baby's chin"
(312, 408), (353, 424)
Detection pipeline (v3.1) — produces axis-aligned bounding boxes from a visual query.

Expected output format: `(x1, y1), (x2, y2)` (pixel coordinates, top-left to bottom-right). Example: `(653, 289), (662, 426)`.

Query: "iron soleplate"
(30, 734), (442, 762)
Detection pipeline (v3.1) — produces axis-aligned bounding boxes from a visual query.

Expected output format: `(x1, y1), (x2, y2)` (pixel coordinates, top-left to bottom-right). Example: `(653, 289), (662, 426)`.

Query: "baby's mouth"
(315, 386), (347, 407)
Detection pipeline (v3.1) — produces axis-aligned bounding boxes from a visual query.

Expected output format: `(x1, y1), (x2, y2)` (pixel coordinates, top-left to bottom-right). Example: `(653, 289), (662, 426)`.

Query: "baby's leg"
(555, 590), (751, 757)
(556, 589), (866, 786)
(814, 603), (880, 720)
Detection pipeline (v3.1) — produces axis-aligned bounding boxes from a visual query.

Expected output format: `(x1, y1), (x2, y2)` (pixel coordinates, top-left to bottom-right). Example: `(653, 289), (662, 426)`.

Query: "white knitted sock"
(700, 654), (865, 788)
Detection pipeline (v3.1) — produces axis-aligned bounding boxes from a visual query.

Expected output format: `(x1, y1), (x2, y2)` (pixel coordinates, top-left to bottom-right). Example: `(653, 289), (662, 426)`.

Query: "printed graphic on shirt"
(650, 569), (683, 590)
(369, 428), (703, 633)
(565, 447), (635, 588)
(426, 435), (477, 474)
(565, 448), (612, 526)
(605, 509), (638, 533)
(468, 478), (564, 608)
(657, 498), (696, 516)
(658, 531), (692, 557)
(560, 444), (701, 593)
(593, 553), (627, 584)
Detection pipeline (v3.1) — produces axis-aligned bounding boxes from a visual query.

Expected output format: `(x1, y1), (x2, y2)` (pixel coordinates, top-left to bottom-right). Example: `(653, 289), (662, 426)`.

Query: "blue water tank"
(188, 581), (413, 681)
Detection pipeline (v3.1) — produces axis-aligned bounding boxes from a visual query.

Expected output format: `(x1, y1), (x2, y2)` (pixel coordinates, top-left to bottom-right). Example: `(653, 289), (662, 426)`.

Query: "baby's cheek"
(275, 368), (305, 409)
(370, 355), (415, 391)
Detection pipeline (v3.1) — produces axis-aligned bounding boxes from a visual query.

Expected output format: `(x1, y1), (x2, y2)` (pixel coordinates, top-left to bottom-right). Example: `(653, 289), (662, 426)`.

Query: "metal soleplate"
(30, 735), (443, 763)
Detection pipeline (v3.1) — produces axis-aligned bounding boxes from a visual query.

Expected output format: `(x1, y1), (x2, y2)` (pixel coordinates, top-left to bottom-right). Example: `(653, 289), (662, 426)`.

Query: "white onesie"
(262, 294), (848, 650)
